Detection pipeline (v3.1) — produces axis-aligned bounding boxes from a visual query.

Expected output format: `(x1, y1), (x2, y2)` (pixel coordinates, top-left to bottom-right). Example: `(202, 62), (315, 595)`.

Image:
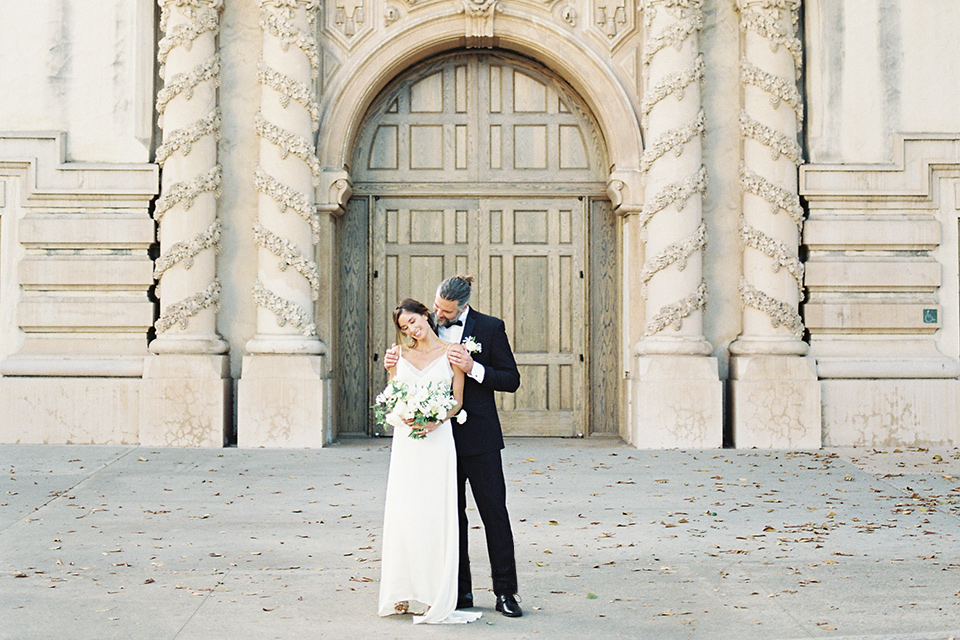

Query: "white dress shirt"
(438, 306), (485, 383)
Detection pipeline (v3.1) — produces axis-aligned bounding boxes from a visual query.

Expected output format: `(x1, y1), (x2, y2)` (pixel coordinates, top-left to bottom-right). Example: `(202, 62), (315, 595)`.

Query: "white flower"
(463, 336), (482, 354)
(456, 410), (468, 425)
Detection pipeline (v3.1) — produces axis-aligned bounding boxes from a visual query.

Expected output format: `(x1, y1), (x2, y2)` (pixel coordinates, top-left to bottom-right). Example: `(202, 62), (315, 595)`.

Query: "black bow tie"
(449, 320), (463, 327)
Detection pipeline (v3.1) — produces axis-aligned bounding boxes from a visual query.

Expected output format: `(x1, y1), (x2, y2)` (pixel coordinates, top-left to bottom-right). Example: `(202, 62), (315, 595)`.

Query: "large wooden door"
(369, 197), (585, 436)
(475, 198), (585, 435)
(341, 51), (616, 438)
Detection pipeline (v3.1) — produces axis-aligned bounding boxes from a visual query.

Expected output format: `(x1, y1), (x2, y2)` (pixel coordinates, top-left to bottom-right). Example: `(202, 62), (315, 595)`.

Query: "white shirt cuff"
(469, 361), (485, 383)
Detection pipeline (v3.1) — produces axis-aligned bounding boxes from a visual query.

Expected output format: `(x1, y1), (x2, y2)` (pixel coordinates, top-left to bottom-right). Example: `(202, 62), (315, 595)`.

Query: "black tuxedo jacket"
(452, 308), (520, 457)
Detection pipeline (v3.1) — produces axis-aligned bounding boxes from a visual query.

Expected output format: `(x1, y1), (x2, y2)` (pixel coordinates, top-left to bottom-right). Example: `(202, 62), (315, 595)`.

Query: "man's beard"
(437, 312), (461, 328)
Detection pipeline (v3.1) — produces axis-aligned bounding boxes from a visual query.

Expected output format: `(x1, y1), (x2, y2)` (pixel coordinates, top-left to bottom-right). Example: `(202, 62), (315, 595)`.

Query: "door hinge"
(373, 353), (379, 362)
(373, 270), (379, 278)
(579, 270), (584, 279)
(579, 354), (584, 362)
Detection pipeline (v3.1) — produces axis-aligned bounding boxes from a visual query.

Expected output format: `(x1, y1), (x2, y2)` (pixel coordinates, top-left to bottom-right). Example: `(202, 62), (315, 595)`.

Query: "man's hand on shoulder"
(447, 343), (474, 374)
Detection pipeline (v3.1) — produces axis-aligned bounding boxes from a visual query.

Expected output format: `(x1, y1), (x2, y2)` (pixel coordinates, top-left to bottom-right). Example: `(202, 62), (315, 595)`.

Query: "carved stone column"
(729, 0), (820, 448)
(238, 0), (328, 447)
(627, 0), (720, 448)
(141, 0), (230, 447)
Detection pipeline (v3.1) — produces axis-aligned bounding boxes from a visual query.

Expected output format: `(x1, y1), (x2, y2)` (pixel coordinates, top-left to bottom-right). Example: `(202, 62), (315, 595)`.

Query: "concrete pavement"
(1, 438), (959, 640)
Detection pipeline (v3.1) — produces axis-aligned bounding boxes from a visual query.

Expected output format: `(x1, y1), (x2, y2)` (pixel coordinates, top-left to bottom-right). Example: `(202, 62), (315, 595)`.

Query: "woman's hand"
(403, 417), (440, 436)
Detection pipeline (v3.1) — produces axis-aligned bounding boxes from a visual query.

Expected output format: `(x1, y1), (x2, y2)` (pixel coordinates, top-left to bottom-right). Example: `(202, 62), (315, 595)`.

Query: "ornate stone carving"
(252, 279), (317, 336)
(636, 0), (710, 349)
(638, 166), (707, 239)
(153, 0), (226, 349)
(457, 0), (501, 48)
(733, 0), (806, 350)
(334, 0), (366, 36)
(640, 110), (705, 174)
(252, 222), (321, 299)
(154, 219), (222, 280)
(384, 5), (400, 25)
(643, 281), (708, 337)
(156, 280), (222, 334)
(639, 221), (707, 297)
(253, 0), (322, 343)
(739, 278), (803, 338)
(257, 61), (320, 130)
(640, 55), (704, 127)
(595, 1), (626, 38)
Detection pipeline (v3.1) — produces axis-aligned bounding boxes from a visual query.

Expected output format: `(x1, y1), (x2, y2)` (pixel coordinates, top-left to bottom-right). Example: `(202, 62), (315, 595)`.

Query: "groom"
(384, 275), (523, 617)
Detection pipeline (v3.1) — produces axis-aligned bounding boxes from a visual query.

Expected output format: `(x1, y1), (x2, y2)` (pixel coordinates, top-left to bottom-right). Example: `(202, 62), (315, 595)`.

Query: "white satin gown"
(378, 354), (482, 624)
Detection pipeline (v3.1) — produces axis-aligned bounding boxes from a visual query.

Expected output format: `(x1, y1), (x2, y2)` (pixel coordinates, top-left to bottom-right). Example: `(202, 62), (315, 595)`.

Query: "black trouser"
(457, 450), (518, 597)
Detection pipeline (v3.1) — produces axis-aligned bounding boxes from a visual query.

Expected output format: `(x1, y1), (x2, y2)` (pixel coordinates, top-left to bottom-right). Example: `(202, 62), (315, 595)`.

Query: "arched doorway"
(335, 51), (619, 438)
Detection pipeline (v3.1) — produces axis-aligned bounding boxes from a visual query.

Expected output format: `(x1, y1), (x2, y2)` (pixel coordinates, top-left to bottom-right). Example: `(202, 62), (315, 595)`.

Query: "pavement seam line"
(172, 567), (233, 639)
(1, 446), (139, 535)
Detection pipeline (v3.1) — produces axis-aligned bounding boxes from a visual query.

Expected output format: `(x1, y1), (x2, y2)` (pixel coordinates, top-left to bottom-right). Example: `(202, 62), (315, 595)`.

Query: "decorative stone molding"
(739, 164), (802, 228)
(636, 0), (711, 351)
(152, 0), (228, 352)
(643, 280), (708, 337)
(252, 222), (321, 299)
(251, 279), (317, 336)
(252, 0), (323, 346)
(155, 54), (222, 127)
(594, 0), (626, 38)
(738, 278), (803, 338)
(254, 167), (321, 240)
(640, 55), (704, 128)
(638, 166), (707, 239)
(457, 0), (501, 48)
(739, 60), (802, 121)
(156, 108), (222, 165)
(254, 112), (322, 180)
(154, 219), (222, 280)
(731, 0), (806, 355)
(639, 221), (707, 297)
(156, 279), (222, 333)
(738, 220), (803, 290)
(154, 166), (222, 226)
(640, 110), (705, 174)
(316, 168), (353, 216)
(257, 61), (320, 130)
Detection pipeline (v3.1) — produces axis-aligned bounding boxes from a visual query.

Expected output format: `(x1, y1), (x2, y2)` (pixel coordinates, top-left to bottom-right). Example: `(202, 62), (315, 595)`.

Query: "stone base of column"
(628, 356), (723, 449)
(140, 355), (231, 447)
(237, 355), (330, 448)
(729, 356), (821, 449)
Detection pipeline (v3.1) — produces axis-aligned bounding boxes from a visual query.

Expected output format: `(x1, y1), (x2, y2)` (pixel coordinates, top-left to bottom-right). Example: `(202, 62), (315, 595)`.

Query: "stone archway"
(335, 50), (619, 438)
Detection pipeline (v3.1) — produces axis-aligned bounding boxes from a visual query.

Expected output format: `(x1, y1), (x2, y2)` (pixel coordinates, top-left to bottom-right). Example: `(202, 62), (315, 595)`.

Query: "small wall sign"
(923, 308), (938, 324)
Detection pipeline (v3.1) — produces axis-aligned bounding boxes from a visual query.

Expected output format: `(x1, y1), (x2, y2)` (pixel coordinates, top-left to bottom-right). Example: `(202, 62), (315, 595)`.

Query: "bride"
(378, 298), (482, 624)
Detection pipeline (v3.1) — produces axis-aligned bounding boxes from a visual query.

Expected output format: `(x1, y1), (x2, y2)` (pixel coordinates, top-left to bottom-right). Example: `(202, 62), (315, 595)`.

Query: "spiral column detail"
(152, 0), (227, 353)
(637, 0), (711, 355)
(732, 0), (807, 354)
(250, 0), (323, 349)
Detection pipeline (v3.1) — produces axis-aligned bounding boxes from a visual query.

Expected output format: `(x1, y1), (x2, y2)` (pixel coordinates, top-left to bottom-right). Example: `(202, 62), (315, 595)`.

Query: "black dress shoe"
(456, 593), (473, 609)
(495, 594), (523, 617)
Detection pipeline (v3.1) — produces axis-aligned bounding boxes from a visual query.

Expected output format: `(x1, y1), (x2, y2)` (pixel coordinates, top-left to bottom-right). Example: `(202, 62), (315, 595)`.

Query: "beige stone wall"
(0, 0), (958, 447)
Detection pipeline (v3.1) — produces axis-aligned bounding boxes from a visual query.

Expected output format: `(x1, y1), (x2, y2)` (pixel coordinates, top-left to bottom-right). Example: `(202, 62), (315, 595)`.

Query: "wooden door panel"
(371, 198), (476, 434)
(479, 198), (585, 436)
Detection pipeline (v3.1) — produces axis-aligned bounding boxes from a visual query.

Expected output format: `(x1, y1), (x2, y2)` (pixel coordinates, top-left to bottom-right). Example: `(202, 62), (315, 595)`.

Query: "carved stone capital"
(606, 168), (644, 215)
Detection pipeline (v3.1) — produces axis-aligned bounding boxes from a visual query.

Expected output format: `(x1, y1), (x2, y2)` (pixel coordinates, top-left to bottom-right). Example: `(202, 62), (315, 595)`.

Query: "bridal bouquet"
(374, 380), (457, 439)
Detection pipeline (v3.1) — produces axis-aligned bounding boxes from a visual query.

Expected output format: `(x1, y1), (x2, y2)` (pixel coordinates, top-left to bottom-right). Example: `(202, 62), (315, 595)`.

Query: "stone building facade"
(1, 0), (958, 448)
